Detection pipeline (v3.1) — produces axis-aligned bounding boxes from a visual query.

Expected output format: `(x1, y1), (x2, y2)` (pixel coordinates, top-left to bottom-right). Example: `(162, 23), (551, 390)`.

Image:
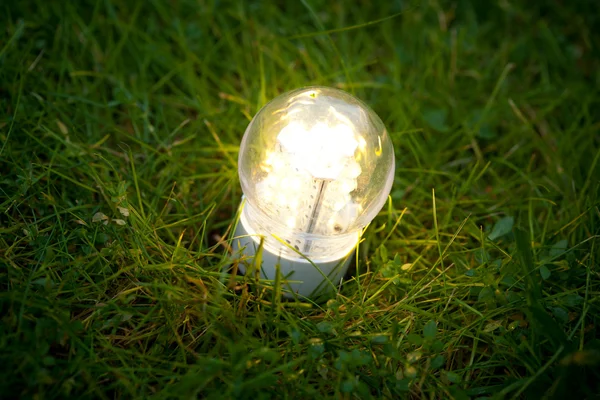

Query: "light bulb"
(233, 86), (395, 298)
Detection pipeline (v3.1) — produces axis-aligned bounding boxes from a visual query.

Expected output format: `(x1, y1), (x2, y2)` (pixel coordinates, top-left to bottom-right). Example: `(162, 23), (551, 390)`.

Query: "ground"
(1, 0), (599, 399)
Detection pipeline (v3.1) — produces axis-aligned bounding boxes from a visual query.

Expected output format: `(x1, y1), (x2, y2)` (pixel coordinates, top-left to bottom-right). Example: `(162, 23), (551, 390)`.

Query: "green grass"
(1, 0), (599, 398)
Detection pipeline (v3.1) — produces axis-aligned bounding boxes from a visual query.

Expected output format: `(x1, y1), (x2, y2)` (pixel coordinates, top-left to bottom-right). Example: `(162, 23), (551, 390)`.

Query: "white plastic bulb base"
(233, 201), (357, 299)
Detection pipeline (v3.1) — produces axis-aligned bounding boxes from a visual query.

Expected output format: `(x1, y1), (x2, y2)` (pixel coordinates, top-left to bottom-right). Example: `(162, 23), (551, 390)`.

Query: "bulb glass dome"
(238, 86), (395, 261)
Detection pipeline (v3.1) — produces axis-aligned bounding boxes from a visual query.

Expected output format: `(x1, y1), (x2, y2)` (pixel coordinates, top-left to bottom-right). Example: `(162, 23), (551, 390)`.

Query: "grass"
(1, 0), (599, 398)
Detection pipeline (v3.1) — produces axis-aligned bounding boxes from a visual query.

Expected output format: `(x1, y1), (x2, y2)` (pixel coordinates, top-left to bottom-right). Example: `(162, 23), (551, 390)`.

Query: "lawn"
(1, 0), (599, 398)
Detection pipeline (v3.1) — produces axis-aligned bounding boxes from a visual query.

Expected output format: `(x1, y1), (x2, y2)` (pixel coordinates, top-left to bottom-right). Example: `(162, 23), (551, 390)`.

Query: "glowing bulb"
(234, 86), (395, 298)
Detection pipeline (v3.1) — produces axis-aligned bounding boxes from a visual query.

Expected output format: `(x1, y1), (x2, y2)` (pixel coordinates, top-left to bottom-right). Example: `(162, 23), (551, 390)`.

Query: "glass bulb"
(238, 86), (395, 261)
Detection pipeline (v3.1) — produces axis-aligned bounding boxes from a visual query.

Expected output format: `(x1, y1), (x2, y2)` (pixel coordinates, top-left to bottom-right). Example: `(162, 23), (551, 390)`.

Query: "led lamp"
(234, 86), (395, 298)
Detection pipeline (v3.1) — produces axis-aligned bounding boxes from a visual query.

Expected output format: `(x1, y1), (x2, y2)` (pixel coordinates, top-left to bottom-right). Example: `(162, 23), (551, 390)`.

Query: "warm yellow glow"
(375, 136), (383, 156)
(254, 109), (364, 236)
(273, 157), (285, 170)
(277, 120), (358, 180)
(347, 162), (361, 178)
(333, 201), (346, 211)
(358, 136), (367, 151)
(277, 193), (287, 205)
(237, 86), (395, 255)
(340, 180), (356, 192)
(265, 151), (274, 165)
(286, 216), (296, 228)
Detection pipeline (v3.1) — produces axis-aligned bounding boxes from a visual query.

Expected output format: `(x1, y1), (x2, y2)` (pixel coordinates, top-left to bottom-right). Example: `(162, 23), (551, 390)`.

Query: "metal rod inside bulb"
(303, 179), (329, 253)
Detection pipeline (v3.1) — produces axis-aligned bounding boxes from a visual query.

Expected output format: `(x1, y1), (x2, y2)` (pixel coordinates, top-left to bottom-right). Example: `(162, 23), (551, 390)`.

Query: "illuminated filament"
(256, 119), (362, 245)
